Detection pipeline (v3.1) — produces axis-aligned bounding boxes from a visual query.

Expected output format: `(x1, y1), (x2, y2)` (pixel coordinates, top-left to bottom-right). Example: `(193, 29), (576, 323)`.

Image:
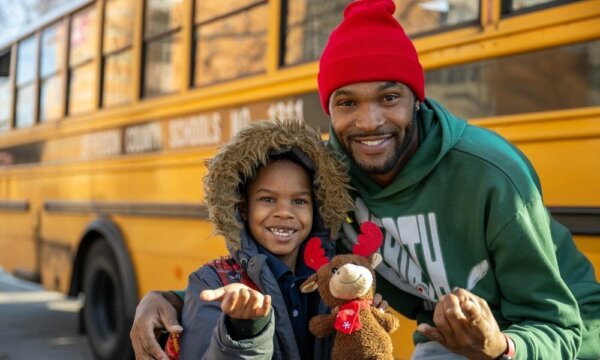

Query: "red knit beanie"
(318, 0), (425, 114)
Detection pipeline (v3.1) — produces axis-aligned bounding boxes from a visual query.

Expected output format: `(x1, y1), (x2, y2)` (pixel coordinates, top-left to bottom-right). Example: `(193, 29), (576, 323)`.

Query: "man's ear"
(370, 253), (382, 269)
(300, 273), (319, 293)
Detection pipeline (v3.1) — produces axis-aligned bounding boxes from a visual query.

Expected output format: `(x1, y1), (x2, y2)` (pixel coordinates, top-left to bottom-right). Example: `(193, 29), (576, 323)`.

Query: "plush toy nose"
(329, 263), (374, 300)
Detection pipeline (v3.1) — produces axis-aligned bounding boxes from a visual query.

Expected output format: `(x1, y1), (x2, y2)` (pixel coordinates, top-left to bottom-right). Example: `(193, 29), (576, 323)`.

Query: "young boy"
(178, 120), (354, 359)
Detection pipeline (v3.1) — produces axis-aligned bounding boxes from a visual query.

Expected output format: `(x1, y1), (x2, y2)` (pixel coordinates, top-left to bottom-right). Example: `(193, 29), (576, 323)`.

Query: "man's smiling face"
(329, 81), (418, 186)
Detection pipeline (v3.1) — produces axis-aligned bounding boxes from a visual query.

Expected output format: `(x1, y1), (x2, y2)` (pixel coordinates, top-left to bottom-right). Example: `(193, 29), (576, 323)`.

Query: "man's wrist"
(163, 290), (184, 315)
(494, 333), (515, 360)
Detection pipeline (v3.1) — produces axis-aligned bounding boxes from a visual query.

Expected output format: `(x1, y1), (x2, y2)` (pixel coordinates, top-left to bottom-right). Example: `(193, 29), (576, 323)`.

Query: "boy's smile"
(246, 159), (313, 271)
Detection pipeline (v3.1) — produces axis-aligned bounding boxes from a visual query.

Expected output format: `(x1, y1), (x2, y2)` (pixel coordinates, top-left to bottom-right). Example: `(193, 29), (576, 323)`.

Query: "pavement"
(0, 267), (94, 360)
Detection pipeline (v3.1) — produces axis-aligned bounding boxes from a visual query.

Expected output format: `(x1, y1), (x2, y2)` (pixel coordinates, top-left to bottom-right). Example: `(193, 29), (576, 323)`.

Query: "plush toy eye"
(331, 267), (338, 274)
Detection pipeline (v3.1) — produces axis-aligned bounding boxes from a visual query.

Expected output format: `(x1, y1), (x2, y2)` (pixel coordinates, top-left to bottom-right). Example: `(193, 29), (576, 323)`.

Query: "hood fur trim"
(204, 120), (353, 251)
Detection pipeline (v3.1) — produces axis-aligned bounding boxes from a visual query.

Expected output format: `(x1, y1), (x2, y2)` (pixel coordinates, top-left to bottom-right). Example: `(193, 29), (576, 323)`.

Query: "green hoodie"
(330, 98), (599, 360)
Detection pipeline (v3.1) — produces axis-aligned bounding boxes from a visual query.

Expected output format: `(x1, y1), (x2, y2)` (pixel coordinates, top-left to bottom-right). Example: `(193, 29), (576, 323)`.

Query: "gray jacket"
(181, 229), (333, 359)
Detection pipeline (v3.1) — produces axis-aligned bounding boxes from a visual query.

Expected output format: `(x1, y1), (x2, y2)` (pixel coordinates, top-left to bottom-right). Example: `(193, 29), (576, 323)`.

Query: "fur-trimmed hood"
(203, 119), (353, 253)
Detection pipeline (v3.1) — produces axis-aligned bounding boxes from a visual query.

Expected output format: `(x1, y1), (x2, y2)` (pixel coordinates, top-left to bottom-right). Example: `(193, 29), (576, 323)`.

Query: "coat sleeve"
(490, 199), (582, 360)
(179, 265), (275, 360)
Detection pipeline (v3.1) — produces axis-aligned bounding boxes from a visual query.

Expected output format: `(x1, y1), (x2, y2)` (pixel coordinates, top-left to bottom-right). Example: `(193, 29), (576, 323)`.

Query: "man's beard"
(344, 113), (417, 175)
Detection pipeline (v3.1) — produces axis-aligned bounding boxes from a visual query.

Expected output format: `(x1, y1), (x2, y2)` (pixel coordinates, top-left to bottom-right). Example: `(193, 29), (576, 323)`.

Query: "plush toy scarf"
(335, 299), (372, 334)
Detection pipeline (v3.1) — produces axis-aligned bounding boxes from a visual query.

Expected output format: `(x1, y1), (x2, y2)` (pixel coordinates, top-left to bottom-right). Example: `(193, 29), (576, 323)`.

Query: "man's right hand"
(200, 283), (271, 320)
(130, 291), (184, 360)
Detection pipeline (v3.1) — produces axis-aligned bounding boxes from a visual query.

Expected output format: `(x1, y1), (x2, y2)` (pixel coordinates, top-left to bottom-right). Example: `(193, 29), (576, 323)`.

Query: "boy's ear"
(300, 274), (319, 293)
(370, 253), (382, 269)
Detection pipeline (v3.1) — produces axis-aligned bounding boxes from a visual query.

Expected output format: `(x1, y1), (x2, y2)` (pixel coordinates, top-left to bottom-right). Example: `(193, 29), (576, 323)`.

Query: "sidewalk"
(0, 268), (93, 359)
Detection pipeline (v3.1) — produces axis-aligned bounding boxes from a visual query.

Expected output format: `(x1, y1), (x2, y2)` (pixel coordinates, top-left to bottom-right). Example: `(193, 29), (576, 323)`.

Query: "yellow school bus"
(0, 0), (598, 359)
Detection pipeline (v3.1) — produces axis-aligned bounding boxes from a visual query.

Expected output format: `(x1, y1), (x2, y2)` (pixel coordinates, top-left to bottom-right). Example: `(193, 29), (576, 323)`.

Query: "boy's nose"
(274, 204), (294, 219)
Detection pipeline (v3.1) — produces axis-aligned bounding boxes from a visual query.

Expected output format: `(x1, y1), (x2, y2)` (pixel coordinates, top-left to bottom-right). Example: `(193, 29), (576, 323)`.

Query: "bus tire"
(83, 241), (134, 360)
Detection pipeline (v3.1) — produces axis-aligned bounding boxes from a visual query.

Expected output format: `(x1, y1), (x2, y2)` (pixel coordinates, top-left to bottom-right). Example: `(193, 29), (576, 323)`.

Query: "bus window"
(282, 0), (479, 66)
(144, 0), (183, 39)
(193, 0), (267, 86)
(16, 35), (37, 128)
(102, 0), (135, 107)
(143, 0), (183, 97)
(504, 0), (574, 12)
(283, 0), (345, 66)
(0, 51), (10, 132)
(68, 5), (98, 115)
(425, 40), (600, 119)
(395, 0), (479, 35)
(40, 22), (65, 122)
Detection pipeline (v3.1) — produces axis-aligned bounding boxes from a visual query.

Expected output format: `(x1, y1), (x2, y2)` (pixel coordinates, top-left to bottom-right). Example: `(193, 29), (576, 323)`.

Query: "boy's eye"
(259, 197), (274, 203)
(293, 198), (309, 205)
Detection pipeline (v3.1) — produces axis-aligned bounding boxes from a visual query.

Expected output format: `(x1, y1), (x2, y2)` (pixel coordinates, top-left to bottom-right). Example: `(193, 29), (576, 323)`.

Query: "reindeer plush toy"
(300, 221), (400, 360)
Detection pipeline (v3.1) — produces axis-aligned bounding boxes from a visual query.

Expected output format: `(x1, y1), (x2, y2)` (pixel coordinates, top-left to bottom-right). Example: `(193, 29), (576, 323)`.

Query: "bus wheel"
(83, 241), (134, 360)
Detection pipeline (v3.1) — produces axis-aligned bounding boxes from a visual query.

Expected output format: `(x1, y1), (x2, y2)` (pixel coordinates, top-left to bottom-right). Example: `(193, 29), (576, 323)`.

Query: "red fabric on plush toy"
(300, 221), (400, 360)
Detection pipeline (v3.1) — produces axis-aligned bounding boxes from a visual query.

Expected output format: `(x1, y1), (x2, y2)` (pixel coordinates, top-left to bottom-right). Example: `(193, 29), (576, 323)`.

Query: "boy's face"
(246, 159), (313, 270)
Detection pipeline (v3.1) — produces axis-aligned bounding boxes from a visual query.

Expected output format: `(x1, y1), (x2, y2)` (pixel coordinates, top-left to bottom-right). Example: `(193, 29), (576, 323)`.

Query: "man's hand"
(130, 291), (183, 360)
(373, 293), (389, 313)
(417, 288), (507, 360)
(200, 283), (271, 320)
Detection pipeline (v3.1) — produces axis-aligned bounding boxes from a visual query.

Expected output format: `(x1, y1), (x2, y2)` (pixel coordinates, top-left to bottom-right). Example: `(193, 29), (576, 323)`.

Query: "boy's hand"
(130, 291), (183, 360)
(417, 288), (507, 360)
(201, 283), (272, 320)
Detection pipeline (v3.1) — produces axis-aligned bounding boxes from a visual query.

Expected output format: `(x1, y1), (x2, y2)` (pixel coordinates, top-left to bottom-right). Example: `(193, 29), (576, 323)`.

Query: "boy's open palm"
(200, 283), (272, 320)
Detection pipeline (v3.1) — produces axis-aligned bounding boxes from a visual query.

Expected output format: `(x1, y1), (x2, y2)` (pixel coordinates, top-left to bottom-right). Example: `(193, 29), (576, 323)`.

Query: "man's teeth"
(358, 139), (385, 146)
(270, 228), (295, 237)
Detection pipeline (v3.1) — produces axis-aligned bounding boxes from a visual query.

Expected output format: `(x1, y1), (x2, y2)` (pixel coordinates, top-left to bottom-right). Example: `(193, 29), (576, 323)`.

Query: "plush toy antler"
(353, 221), (383, 257)
(305, 236), (329, 272)
(305, 221), (383, 272)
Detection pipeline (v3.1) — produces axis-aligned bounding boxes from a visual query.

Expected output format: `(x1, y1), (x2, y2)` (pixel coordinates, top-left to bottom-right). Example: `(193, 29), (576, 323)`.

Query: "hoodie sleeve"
(489, 199), (582, 360)
(180, 265), (275, 360)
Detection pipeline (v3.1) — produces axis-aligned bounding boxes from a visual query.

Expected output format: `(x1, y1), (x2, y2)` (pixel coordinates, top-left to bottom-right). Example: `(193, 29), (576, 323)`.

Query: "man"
(130, 1), (600, 359)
